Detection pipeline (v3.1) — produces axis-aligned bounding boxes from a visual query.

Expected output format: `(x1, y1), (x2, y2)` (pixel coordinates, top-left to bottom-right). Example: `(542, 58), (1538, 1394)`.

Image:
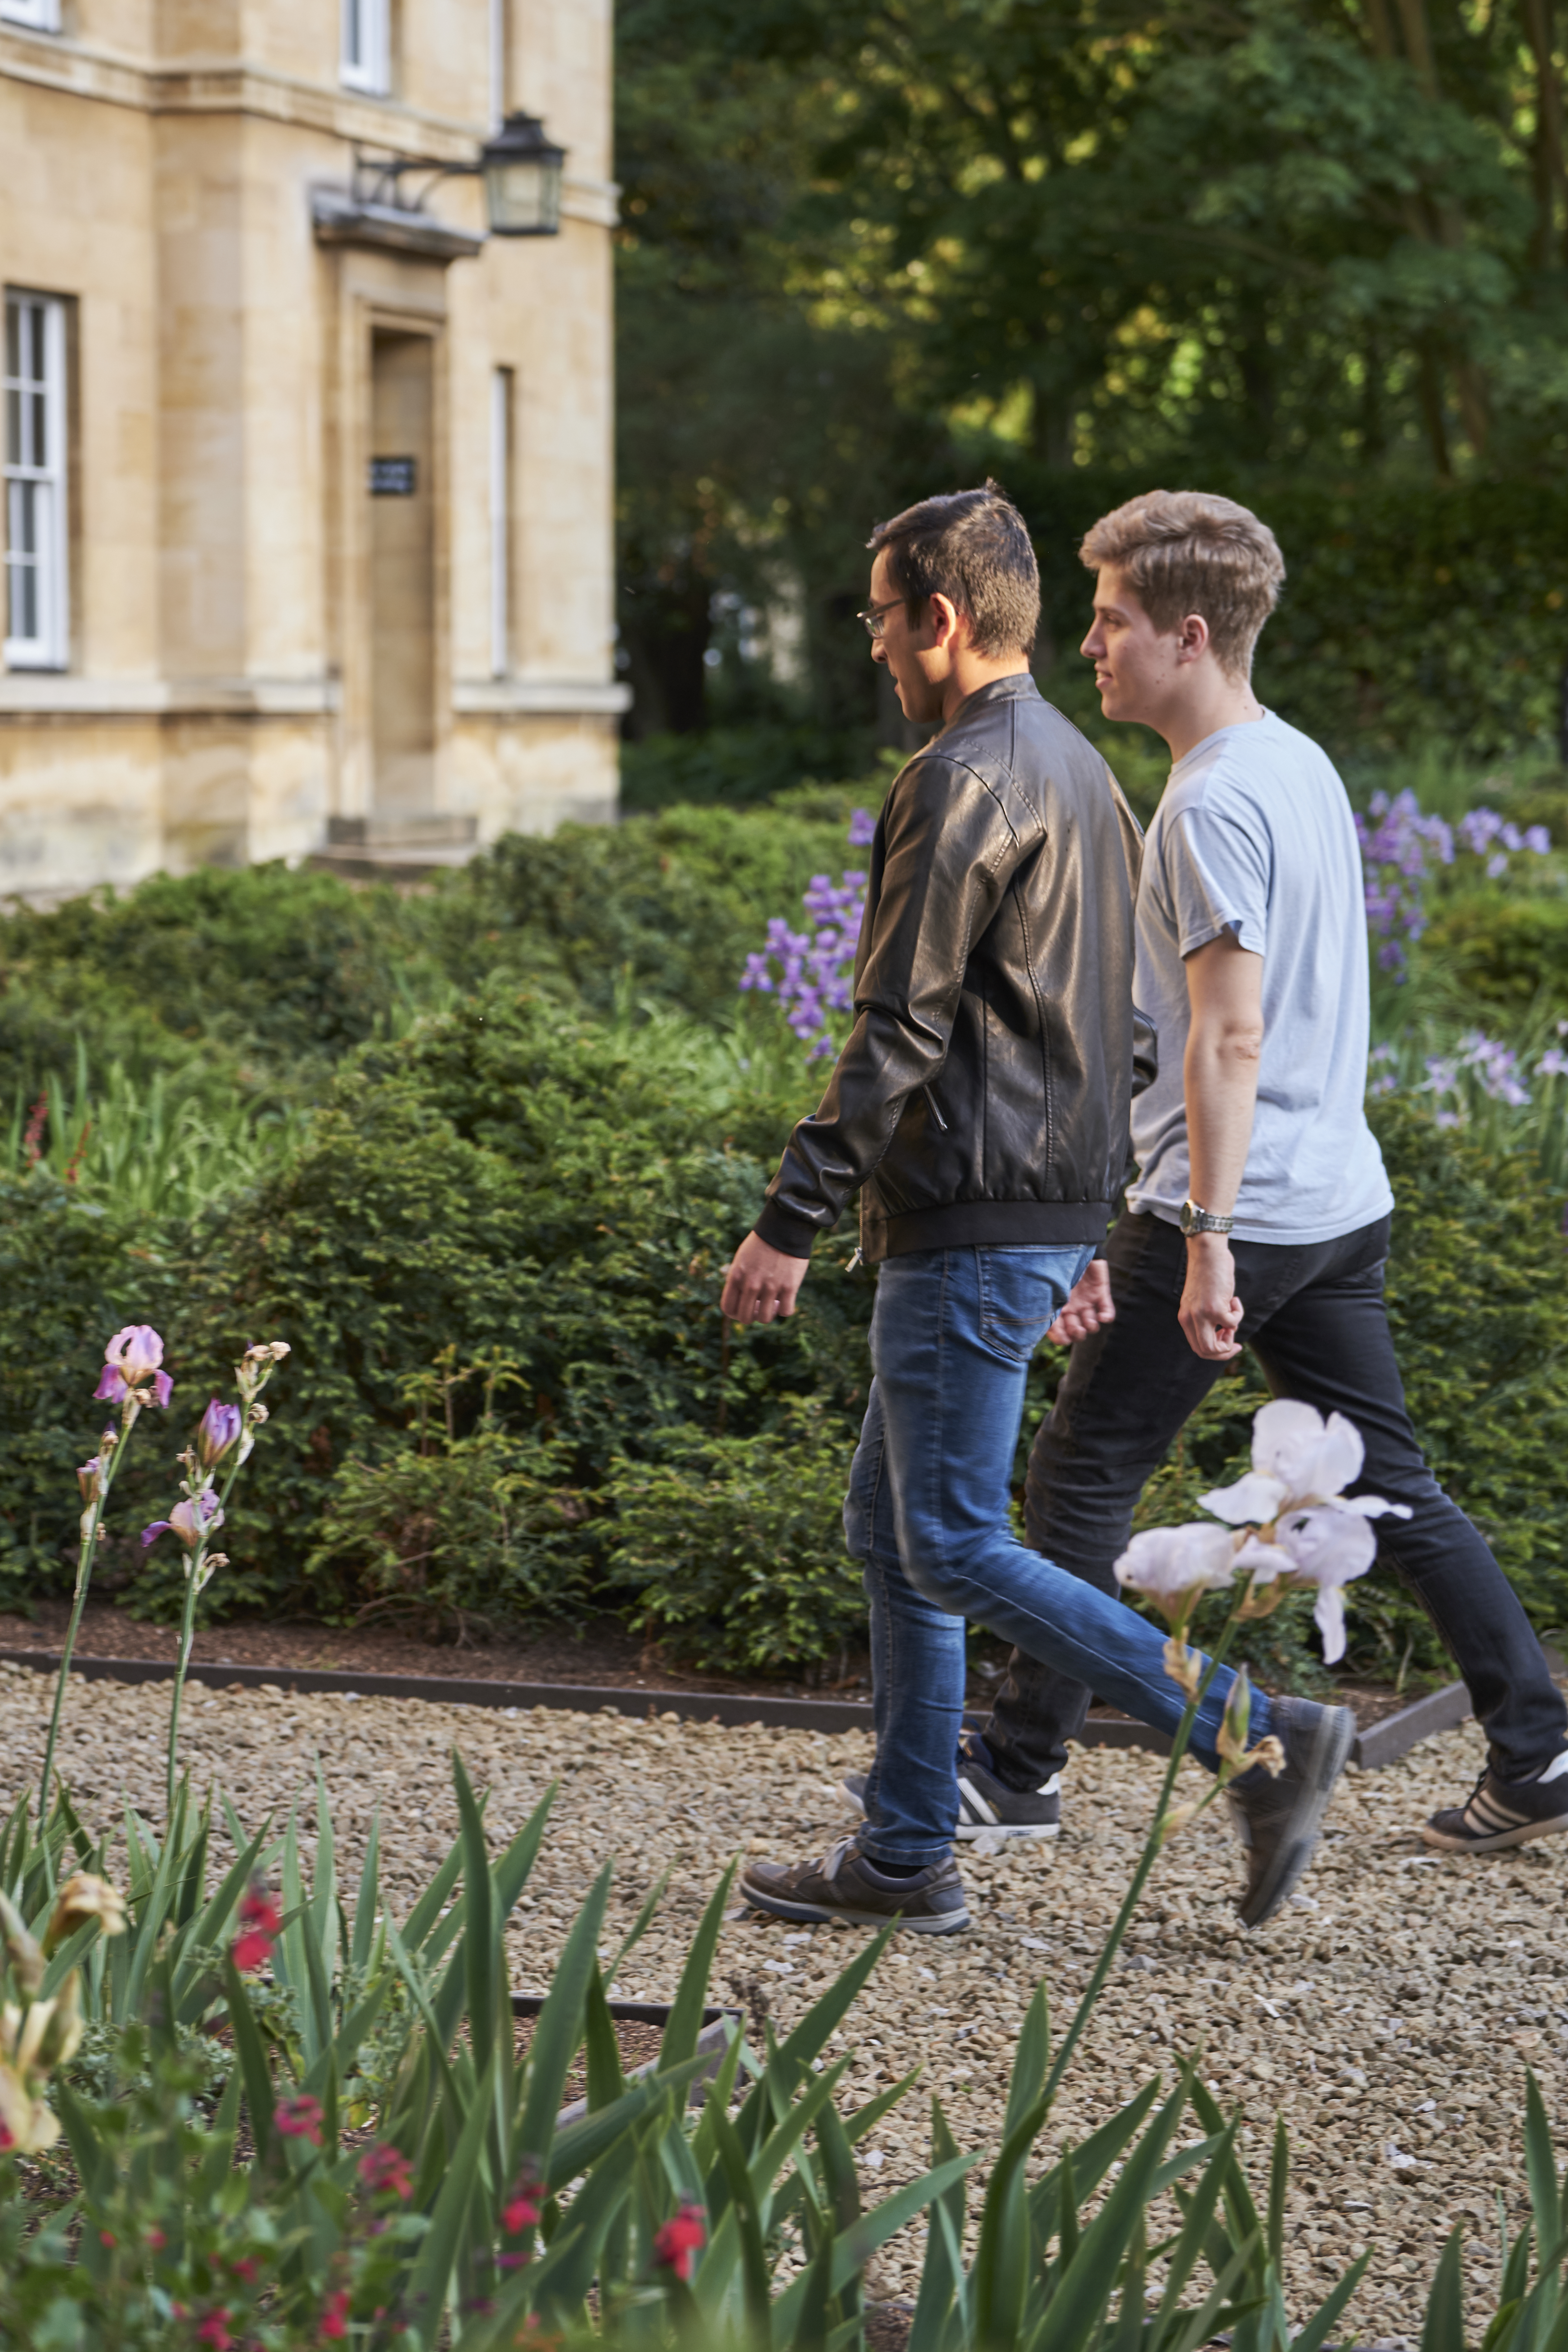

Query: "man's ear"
(925, 591), (965, 650)
(1175, 612), (1212, 665)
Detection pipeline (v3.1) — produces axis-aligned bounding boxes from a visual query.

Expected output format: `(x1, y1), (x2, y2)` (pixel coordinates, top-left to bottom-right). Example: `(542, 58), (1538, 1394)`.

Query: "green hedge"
(1017, 468), (1568, 764)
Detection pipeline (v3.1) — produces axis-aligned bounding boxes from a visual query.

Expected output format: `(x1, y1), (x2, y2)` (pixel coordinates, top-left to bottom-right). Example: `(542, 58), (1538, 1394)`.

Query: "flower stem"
(1040, 1607), (1241, 2111)
(163, 1427), (258, 1820)
(39, 1403), (139, 1874)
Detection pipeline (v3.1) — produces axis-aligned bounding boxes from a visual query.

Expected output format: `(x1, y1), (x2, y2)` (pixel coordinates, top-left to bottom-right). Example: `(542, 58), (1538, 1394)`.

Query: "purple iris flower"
(847, 808), (877, 847)
(197, 1398), (244, 1468)
(97, 1324), (172, 1407)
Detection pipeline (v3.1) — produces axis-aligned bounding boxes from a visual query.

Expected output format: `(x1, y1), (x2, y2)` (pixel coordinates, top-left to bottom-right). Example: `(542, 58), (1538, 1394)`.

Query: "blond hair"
(1080, 490), (1285, 680)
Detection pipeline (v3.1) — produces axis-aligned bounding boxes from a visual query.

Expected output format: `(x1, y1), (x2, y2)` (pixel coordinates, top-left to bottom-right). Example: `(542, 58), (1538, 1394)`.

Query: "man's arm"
(1179, 930), (1264, 1361)
(722, 759), (1012, 1324)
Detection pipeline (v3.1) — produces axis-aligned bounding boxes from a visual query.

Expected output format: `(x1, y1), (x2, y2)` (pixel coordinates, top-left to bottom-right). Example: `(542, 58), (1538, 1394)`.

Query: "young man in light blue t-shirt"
(952, 489), (1568, 1854)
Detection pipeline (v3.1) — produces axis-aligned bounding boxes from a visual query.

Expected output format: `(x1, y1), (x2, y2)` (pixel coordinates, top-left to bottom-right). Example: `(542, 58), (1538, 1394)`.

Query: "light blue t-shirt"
(1127, 711), (1393, 1245)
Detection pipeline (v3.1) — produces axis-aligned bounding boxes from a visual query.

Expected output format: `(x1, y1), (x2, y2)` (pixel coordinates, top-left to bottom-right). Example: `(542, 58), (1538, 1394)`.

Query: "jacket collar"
(934, 671), (1040, 740)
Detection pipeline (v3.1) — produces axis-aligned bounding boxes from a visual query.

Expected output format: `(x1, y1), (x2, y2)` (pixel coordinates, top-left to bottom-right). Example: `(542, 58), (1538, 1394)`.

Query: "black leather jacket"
(755, 674), (1153, 1265)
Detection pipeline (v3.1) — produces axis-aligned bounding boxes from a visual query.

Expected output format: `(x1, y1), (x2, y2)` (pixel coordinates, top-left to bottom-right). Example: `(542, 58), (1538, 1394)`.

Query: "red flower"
(99, 2230), (116, 2249)
(148, 2229), (166, 2251)
(502, 2190), (542, 2236)
(231, 1885), (282, 1974)
(358, 2143), (414, 2200)
(275, 2095), (324, 2148)
(652, 2203), (706, 2282)
(196, 2312), (234, 2350)
(320, 2289), (351, 2341)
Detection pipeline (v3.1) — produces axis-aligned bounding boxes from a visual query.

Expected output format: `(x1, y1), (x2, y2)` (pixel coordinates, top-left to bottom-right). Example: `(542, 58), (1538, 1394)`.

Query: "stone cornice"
(452, 678), (632, 716)
(0, 26), (618, 221)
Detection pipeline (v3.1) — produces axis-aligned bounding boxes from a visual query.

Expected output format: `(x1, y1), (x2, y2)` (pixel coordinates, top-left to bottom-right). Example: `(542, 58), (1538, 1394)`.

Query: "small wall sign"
(369, 456), (417, 496)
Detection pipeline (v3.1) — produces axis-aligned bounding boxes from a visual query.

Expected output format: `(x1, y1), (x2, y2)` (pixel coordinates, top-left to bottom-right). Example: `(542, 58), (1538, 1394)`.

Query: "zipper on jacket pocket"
(922, 1084), (949, 1133)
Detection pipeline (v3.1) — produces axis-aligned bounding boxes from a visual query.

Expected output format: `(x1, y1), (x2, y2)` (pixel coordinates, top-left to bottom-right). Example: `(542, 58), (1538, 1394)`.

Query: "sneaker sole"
(1236, 1705), (1356, 1930)
(840, 1778), (1059, 1845)
(1419, 1808), (1568, 1854)
(740, 1881), (971, 1935)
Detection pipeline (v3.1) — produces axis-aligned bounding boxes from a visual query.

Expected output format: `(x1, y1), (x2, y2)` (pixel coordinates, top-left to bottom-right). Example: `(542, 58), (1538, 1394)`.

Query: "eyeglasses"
(856, 598), (903, 641)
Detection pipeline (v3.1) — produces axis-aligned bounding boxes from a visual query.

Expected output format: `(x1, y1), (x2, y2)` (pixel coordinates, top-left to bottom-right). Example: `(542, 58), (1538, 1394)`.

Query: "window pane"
(5, 300), (17, 384)
(5, 386), (18, 468)
(28, 387), (45, 468)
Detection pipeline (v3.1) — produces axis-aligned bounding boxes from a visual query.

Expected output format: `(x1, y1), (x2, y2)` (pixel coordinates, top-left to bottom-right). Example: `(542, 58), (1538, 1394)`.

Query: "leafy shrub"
(1420, 892), (1568, 1011)
(0, 862), (433, 1073)
(88, 990), (874, 1624)
(604, 1398), (862, 1672)
(425, 801), (884, 1022)
(304, 1357), (587, 1636)
(0, 1177), (170, 1607)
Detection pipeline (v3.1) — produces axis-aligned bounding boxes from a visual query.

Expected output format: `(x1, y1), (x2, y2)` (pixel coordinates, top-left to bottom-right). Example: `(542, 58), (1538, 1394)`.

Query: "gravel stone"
(6, 1660), (1564, 2337)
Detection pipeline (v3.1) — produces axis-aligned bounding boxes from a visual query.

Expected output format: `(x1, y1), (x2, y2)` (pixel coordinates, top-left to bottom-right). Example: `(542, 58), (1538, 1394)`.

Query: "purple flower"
(97, 1325), (171, 1407)
(142, 1489), (224, 1552)
(197, 1399), (243, 1468)
(1525, 825), (1551, 856)
(847, 808), (877, 847)
(76, 1457), (102, 1502)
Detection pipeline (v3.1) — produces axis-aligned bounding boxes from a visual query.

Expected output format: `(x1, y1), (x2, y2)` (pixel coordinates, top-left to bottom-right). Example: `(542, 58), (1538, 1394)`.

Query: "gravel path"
(5, 1660), (1565, 2340)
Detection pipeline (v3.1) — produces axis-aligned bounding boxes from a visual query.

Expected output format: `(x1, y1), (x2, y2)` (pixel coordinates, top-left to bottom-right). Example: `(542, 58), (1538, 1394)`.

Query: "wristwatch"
(1180, 1199), (1234, 1237)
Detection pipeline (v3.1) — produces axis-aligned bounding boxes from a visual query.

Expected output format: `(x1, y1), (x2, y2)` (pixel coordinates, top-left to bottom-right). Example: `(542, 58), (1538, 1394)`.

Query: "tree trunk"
(1521, 0), (1568, 269)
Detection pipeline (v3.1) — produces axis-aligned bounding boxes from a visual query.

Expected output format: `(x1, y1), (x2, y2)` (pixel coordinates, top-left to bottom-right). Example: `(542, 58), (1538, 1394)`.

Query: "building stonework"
(0, 0), (623, 897)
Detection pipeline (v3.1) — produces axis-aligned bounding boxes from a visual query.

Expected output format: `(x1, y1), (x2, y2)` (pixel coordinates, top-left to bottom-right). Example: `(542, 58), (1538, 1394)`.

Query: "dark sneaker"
(1226, 1695), (1356, 1929)
(740, 1837), (970, 1934)
(841, 1746), (1061, 1843)
(1420, 1751), (1568, 1853)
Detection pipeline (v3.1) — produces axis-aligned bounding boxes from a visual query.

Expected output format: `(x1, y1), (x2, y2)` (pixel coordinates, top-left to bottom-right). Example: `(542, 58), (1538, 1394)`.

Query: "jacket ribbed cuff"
(753, 1201), (820, 1260)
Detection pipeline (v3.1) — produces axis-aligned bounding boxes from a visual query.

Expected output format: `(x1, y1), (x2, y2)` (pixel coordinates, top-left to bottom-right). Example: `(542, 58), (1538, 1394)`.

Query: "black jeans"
(983, 1209), (1567, 1788)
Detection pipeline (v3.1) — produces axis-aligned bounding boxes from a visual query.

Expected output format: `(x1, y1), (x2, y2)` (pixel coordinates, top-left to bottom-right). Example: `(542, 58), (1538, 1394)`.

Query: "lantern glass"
(481, 114), (566, 237)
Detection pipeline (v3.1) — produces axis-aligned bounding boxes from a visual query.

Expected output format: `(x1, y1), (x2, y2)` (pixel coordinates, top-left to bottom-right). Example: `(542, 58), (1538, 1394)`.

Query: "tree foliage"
(616, 0), (1568, 748)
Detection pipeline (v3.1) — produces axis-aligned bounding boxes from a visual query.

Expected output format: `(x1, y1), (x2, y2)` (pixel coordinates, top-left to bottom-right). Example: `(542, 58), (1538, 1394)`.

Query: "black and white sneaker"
(1421, 1750), (1568, 1852)
(842, 1744), (1061, 1843)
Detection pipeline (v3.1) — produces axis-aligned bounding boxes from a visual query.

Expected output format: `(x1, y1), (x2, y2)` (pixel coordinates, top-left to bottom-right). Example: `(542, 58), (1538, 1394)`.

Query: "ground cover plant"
(2, 745), (1567, 1689)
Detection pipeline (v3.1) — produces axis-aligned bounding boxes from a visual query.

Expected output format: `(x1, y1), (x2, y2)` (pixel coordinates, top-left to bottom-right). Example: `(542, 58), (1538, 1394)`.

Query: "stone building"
(0, 0), (623, 896)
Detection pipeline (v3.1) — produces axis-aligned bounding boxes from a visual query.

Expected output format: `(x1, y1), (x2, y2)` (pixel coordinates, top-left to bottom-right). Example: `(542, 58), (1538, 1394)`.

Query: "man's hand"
(720, 1232), (809, 1325)
(1048, 1258), (1115, 1346)
(1179, 1233), (1244, 1359)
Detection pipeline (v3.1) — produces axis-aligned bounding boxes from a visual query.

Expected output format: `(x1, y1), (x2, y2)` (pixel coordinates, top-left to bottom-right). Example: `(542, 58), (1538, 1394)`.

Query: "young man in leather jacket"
(720, 483), (1355, 1934)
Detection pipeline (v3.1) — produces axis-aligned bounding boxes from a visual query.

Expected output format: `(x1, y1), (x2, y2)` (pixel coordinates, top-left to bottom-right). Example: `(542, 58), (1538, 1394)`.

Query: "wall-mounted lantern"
(334, 112), (568, 248)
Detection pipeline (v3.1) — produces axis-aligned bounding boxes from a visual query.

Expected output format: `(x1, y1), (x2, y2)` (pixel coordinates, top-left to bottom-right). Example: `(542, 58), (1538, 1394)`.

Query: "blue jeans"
(844, 1244), (1274, 1867)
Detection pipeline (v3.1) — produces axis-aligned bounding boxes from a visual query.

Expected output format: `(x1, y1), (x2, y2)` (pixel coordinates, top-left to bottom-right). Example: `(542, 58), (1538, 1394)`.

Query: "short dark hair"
(867, 479), (1039, 659)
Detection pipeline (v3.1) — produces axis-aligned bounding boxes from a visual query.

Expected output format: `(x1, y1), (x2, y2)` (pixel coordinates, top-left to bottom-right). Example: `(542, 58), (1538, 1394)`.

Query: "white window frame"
(4, 290), (69, 673)
(489, 0), (507, 130)
(0, 0), (63, 32)
(490, 367), (513, 678)
(340, 0), (390, 95)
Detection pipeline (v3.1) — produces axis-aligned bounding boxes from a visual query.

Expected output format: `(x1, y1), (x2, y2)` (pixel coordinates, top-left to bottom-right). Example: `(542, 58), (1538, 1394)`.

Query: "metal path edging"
(0, 1646), (1470, 1769)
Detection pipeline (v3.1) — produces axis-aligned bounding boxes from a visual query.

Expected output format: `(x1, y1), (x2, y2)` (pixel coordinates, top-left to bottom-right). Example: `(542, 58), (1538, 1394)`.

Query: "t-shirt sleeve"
(1161, 790), (1270, 960)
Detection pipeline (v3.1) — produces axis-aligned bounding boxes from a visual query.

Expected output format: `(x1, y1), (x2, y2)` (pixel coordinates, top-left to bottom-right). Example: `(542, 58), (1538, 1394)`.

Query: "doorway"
(369, 329), (435, 816)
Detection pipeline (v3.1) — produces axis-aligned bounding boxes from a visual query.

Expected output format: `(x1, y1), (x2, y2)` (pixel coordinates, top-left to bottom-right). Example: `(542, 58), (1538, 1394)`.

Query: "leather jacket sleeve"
(755, 754), (1012, 1256)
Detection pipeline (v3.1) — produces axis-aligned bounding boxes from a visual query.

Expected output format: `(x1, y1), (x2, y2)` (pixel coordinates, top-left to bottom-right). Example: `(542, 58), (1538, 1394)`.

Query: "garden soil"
(7, 1661), (1553, 2341)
